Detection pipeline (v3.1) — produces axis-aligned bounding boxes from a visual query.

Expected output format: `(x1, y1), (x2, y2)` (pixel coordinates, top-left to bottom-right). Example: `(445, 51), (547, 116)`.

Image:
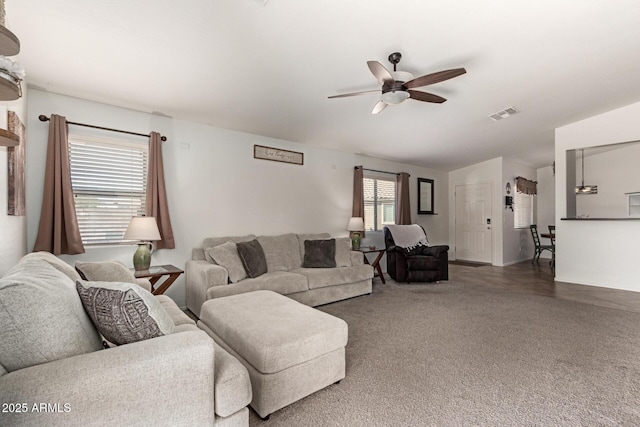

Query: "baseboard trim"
(554, 276), (640, 293)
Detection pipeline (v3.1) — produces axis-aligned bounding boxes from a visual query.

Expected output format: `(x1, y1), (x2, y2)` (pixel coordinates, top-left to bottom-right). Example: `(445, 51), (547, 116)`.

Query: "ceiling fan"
(328, 52), (466, 114)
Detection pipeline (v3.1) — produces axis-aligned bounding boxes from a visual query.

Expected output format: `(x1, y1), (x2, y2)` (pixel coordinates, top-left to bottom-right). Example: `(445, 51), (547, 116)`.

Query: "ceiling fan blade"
(328, 89), (379, 99)
(372, 100), (387, 115)
(367, 61), (394, 86)
(404, 68), (466, 89)
(408, 90), (447, 103)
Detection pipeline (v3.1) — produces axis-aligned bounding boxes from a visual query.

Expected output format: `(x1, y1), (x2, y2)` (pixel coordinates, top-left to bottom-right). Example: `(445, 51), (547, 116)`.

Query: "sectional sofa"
(186, 233), (374, 317)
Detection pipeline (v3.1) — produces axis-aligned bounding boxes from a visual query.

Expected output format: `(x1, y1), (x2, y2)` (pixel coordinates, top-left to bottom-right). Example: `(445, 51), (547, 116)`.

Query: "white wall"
(26, 89), (448, 306)
(555, 100), (640, 291)
(535, 164), (556, 260)
(502, 158), (536, 265)
(448, 157), (502, 264)
(575, 142), (640, 218)
(0, 97), (27, 275)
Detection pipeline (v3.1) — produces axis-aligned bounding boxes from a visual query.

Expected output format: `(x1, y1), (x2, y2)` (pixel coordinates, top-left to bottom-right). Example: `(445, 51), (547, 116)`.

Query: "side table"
(356, 248), (386, 284)
(132, 264), (184, 295)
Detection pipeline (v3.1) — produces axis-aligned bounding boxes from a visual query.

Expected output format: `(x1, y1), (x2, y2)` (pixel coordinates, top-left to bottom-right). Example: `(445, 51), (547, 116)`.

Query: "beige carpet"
(249, 280), (640, 426)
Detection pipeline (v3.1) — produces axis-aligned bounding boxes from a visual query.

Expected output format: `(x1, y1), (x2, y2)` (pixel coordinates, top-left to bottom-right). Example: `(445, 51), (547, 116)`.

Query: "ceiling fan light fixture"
(381, 90), (410, 105)
(391, 71), (414, 83)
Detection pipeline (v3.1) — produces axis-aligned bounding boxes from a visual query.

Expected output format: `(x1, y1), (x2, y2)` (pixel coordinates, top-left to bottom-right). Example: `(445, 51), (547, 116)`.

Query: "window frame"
(68, 133), (149, 246)
(363, 175), (397, 232)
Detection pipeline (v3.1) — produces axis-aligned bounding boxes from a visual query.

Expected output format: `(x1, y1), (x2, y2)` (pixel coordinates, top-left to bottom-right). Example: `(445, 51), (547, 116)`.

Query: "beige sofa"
(186, 233), (373, 318)
(0, 252), (251, 427)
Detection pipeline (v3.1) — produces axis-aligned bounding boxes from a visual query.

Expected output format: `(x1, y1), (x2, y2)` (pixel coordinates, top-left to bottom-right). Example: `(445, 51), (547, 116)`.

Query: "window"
(69, 134), (148, 245)
(363, 176), (396, 231)
(514, 191), (533, 229)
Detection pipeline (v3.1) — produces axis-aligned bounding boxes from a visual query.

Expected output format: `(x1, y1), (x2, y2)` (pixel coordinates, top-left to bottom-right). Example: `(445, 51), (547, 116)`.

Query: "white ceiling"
(7, 0), (640, 171)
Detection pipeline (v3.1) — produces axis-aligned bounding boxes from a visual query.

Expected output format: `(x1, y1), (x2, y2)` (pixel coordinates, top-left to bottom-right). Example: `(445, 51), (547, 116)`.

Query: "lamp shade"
(123, 217), (161, 241)
(346, 217), (364, 232)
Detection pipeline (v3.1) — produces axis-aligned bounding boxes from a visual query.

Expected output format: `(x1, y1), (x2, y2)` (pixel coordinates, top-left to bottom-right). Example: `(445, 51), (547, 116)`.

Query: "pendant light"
(575, 149), (598, 195)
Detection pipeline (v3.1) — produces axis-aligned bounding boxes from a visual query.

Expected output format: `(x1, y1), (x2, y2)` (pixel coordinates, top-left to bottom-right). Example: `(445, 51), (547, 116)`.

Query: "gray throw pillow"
(303, 239), (337, 268)
(334, 237), (352, 267)
(76, 280), (175, 346)
(236, 239), (268, 278)
(75, 261), (138, 284)
(205, 241), (247, 283)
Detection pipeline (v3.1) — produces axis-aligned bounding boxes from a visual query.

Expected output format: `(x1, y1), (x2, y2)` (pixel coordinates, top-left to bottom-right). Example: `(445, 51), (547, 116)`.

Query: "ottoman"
(197, 290), (348, 420)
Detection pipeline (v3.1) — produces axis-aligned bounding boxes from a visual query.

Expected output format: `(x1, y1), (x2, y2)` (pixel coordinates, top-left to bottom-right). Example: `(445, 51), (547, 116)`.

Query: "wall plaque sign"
(254, 144), (303, 165)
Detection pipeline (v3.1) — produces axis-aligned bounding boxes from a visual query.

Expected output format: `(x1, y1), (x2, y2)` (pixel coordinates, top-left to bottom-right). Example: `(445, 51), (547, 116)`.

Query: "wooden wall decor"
(7, 110), (25, 215)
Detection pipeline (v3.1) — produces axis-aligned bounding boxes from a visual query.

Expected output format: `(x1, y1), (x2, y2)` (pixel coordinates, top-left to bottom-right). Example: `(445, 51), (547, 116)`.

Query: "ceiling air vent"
(489, 107), (519, 121)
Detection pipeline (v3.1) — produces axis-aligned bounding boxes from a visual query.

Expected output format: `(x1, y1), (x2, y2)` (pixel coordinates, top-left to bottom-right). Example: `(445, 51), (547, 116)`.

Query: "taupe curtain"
(352, 166), (365, 238)
(515, 177), (537, 195)
(396, 172), (412, 225)
(146, 132), (175, 249)
(33, 115), (85, 255)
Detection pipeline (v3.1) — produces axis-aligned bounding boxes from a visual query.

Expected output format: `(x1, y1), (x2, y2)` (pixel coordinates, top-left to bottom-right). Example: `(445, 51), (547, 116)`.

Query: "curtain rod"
(357, 166), (408, 177)
(38, 115), (167, 141)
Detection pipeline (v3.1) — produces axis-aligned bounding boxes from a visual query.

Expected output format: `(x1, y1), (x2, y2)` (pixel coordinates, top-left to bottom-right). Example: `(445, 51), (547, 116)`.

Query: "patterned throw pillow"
(76, 280), (175, 346)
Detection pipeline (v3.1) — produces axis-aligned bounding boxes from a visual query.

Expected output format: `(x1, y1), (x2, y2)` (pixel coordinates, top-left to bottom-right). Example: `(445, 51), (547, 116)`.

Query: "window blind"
(514, 191), (533, 229)
(69, 135), (148, 245)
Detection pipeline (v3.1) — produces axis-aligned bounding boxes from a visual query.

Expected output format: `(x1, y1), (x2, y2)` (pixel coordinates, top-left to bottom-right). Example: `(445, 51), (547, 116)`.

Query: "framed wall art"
(7, 110), (25, 216)
(254, 144), (303, 165)
(417, 178), (434, 215)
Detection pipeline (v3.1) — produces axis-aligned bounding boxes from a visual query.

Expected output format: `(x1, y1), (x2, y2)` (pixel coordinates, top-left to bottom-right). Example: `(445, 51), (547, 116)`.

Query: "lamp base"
(133, 242), (152, 271)
(351, 232), (361, 250)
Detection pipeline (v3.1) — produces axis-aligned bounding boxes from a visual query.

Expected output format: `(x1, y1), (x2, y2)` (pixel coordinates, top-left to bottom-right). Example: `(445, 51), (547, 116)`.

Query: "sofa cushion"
(297, 233), (331, 260)
(75, 260), (138, 284)
(203, 234), (257, 250)
(236, 239), (267, 278)
(207, 271), (308, 300)
(76, 280), (175, 345)
(205, 241), (247, 284)
(0, 259), (103, 372)
(156, 294), (196, 327)
(21, 251), (83, 282)
(292, 264), (374, 290)
(302, 239), (337, 268)
(257, 233), (302, 271)
(334, 237), (352, 267)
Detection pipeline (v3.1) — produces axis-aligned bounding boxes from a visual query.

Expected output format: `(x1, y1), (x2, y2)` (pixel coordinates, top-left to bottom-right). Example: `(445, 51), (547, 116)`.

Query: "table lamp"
(346, 217), (364, 250)
(124, 216), (161, 271)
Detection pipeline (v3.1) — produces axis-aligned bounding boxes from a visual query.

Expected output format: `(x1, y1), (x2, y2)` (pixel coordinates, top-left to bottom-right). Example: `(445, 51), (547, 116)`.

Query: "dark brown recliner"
(383, 226), (449, 283)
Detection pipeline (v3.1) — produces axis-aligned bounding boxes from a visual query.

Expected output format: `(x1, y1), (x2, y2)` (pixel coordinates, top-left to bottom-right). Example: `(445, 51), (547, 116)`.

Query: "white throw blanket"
(385, 224), (430, 250)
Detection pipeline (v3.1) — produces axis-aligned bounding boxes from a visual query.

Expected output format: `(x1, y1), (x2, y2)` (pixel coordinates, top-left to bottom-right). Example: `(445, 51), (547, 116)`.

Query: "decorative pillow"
(0, 259), (103, 373)
(205, 241), (247, 283)
(76, 280), (175, 346)
(75, 261), (138, 284)
(303, 239), (337, 268)
(334, 237), (352, 267)
(236, 239), (268, 278)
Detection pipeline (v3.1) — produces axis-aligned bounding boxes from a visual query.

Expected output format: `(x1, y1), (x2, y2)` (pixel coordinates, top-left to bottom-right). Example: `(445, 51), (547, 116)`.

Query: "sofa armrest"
(423, 245), (450, 258)
(0, 331), (215, 427)
(136, 278), (152, 292)
(186, 260), (228, 317)
(350, 251), (364, 266)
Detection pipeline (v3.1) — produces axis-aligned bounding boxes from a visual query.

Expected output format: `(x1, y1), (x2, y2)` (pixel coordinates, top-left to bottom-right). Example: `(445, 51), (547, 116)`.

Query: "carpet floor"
(249, 280), (640, 426)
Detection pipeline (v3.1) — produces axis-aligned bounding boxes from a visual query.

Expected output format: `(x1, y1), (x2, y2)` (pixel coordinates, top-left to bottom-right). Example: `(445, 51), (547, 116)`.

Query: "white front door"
(455, 184), (492, 263)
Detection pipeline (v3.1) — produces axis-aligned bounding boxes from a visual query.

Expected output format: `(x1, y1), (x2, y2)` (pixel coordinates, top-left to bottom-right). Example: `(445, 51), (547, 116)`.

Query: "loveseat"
(186, 233), (373, 318)
(0, 252), (251, 426)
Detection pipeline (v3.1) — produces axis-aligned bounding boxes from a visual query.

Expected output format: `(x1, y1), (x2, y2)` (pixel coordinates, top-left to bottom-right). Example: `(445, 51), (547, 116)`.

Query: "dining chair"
(529, 225), (553, 264)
